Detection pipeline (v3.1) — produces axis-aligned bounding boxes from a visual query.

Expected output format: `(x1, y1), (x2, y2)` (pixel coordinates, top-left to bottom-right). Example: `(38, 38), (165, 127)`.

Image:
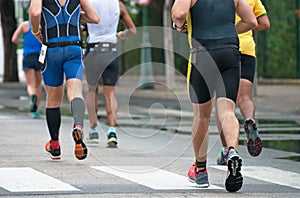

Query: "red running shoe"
(45, 140), (61, 160)
(187, 162), (209, 188)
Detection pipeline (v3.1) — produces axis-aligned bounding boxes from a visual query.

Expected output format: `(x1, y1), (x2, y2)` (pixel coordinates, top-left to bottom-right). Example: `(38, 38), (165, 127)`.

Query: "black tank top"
(190, 0), (238, 47)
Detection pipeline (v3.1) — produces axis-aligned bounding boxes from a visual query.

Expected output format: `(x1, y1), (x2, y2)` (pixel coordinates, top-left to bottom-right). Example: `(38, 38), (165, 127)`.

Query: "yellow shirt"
(236, 0), (267, 57)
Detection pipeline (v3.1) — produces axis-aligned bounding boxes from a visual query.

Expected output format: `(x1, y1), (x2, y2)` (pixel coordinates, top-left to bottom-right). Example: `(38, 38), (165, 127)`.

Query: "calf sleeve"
(71, 97), (85, 126)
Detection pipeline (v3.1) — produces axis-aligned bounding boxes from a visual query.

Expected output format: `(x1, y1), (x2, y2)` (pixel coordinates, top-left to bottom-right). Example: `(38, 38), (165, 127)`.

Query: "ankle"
(74, 124), (83, 130)
(90, 123), (97, 129)
(196, 167), (206, 173)
(196, 160), (206, 173)
(51, 140), (60, 149)
(228, 146), (237, 152)
(107, 126), (116, 135)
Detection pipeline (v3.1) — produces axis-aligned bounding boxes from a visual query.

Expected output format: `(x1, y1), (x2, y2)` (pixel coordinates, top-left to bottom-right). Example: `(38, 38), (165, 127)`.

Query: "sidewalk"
(0, 77), (300, 124)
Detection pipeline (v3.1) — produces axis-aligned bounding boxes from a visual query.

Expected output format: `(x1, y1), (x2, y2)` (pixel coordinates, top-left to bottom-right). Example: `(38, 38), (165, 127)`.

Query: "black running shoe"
(45, 140), (61, 160)
(107, 132), (118, 148)
(225, 148), (243, 192)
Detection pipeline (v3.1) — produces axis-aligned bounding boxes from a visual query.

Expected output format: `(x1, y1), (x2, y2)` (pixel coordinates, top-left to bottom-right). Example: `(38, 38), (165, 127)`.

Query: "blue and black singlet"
(41, 0), (81, 45)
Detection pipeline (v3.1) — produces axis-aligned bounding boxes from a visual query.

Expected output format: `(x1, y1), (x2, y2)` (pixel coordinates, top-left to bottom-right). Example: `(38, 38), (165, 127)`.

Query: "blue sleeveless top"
(23, 22), (42, 55)
(41, 0), (81, 43)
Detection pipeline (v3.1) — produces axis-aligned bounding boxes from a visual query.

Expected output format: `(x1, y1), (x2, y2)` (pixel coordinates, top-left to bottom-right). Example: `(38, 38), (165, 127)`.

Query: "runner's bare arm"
(235, 0), (258, 34)
(29, 0), (43, 43)
(11, 21), (28, 44)
(80, 0), (100, 24)
(117, 1), (136, 40)
(171, 0), (192, 28)
(255, 15), (270, 31)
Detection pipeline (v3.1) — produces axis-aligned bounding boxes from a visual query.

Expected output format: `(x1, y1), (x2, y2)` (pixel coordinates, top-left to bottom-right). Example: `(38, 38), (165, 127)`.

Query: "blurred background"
(0, 0), (299, 82)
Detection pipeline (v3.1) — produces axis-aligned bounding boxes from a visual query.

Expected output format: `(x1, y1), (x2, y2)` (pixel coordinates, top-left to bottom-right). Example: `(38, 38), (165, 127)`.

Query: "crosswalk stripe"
(0, 167), (79, 192)
(92, 166), (223, 190)
(211, 166), (300, 190)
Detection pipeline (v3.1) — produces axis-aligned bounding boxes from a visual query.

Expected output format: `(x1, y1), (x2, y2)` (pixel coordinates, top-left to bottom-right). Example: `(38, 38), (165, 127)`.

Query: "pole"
(296, 0), (300, 78)
(138, 5), (154, 89)
(261, 0), (268, 78)
(163, 0), (175, 89)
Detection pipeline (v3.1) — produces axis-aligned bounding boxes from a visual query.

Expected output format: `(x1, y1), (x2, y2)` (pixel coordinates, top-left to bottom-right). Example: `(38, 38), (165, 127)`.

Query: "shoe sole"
(244, 120), (263, 157)
(225, 156), (243, 192)
(72, 130), (88, 160)
(106, 137), (118, 148)
(49, 153), (61, 160)
(45, 150), (61, 160)
(188, 178), (209, 188)
(86, 139), (100, 144)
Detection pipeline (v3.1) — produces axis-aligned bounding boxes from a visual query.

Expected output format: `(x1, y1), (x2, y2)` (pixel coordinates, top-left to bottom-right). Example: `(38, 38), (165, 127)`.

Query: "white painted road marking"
(0, 167), (79, 192)
(212, 166), (300, 190)
(92, 166), (223, 190)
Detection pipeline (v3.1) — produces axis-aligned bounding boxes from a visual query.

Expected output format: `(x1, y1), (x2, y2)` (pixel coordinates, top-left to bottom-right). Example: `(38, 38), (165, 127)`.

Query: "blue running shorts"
(42, 45), (84, 87)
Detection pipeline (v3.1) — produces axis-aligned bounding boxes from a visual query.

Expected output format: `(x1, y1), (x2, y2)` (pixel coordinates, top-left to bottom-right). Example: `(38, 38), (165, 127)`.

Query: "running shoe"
(107, 132), (118, 148)
(244, 118), (262, 156)
(225, 148), (243, 192)
(45, 140), (61, 160)
(72, 125), (88, 160)
(187, 163), (209, 188)
(30, 95), (37, 112)
(216, 147), (228, 165)
(32, 111), (40, 119)
(86, 127), (99, 144)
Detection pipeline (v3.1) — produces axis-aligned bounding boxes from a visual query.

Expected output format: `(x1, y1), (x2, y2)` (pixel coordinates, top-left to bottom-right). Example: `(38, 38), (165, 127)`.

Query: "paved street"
(0, 78), (300, 197)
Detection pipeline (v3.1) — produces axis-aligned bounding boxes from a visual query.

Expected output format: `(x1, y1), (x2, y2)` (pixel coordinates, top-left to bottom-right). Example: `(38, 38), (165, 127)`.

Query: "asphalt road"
(0, 98), (300, 197)
(0, 79), (300, 197)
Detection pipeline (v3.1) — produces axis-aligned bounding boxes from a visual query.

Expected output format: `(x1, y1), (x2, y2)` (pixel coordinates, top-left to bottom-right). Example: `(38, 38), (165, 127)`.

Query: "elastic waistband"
(45, 41), (82, 48)
(190, 44), (238, 53)
(23, 52), (40, 57)
(87, 42), (117, 48)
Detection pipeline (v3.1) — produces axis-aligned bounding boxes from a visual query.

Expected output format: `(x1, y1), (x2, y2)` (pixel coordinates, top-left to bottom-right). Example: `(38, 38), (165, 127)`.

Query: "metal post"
(262, 29), (268, 77)
(296, 0), (300, 78)
(261, 0), (269, 78)
(138, 6), (154, 89)
(120, 23), (126, 75)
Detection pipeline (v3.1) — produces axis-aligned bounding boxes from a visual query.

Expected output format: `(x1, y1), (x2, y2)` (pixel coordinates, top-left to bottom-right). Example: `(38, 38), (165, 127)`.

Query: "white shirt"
(87, 0), (120, 44)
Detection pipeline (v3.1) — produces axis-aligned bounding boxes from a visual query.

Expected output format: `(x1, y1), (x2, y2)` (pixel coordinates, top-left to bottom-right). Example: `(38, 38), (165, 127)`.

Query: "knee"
(194, 111), (211, 123)
(88, 85), (97, 93)
(46, 100), (61, 108)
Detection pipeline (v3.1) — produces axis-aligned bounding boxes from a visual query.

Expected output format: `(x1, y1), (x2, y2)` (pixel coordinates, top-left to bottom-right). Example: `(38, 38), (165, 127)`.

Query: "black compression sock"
(46, 108), (61, 140)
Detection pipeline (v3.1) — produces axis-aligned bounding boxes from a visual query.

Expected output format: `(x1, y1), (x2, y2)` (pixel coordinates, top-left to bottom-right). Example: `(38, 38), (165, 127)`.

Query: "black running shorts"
(240, 54), (256, 83)
(188, 47), (241, 104)
(22, 53), (42, 71)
